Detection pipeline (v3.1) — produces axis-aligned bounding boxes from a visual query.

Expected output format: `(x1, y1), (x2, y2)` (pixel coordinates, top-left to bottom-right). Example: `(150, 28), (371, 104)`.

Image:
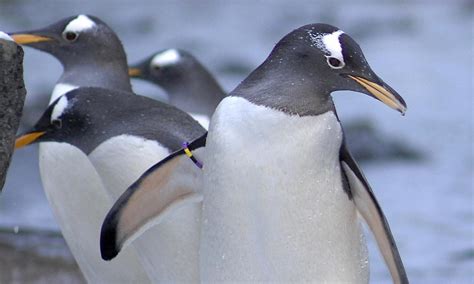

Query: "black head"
(129, 48), (227, 115)
(15, 87), (206, 154)
(129, 49), (199, 87)
(9, 15), (128, 69)
(14, 91), (89, 151)
(236, 23), (406, 115)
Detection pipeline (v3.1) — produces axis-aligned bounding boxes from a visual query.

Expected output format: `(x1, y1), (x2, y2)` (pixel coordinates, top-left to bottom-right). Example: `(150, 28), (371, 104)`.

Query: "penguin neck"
(59, 60), (132, 93)
(234, 53), (335, 117)
(164, 63), (226, 117)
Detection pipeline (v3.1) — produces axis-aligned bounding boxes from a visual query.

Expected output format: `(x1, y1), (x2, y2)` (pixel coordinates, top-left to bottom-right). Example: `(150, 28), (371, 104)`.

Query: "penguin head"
(15, 93), (84, 149)
(128, 49), (195, 87)
(14, 87), (127, 153)
(9, 15), (127, 68)
(267, 23), (406, 114)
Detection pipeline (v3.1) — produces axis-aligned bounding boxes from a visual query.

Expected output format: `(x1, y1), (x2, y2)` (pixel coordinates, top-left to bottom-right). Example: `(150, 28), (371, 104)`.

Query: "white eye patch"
(64, 15), (96, 34)
(322, 30), (344, 61)
(151, 49), (181, 68)
(0, 31), (13, 41)
(51, 95), (69, 122)
(307, 29), (346, 68)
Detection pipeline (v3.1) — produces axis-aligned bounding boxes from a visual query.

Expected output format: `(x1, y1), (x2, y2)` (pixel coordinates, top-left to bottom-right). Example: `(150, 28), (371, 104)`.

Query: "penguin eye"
(51, 119), (62, 129)
(62, 31), (78, 42)
(151, 63), (161, 71)
(327, 57), (344, 69)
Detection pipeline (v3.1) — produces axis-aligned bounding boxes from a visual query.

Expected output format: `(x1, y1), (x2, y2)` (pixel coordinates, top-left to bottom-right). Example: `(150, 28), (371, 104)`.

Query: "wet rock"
(0, 229), (84, 283)
(0, 34), (26, 191)
(344, 118), (423, 163)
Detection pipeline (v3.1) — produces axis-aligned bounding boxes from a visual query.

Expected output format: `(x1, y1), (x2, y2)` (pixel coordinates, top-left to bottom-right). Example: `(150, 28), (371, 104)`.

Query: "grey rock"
(344, 118), (423, 163)
(0, 38), (26, 191)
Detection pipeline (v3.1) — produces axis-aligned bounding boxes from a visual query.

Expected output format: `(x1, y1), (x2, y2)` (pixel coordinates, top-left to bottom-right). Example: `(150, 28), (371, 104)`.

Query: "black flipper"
(340, 142), (409, 284)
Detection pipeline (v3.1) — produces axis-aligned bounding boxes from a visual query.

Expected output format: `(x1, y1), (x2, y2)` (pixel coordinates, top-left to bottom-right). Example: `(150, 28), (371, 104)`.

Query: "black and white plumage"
(16, 87), (207, 282)
(129, 49), (226, 128)
(20, 88), (204, 154)
(11, 14), (132, 102)
(11, 15), (205, 283)
(10, 15), (150, 282)
(101, 23), (408, 283)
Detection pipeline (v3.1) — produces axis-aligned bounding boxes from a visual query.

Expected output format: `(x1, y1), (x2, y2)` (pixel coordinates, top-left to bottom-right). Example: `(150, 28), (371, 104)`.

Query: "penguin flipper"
(100, 134), (207, 261)
(340, 143), (409, 284)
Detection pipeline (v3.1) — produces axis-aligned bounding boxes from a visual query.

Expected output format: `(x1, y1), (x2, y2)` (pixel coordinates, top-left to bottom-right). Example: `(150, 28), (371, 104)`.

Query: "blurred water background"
(0, 0), (472, 283)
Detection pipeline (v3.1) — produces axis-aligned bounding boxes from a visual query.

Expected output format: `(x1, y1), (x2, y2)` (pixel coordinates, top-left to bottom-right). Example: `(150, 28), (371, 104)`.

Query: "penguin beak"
(9, 33), (52, 45)
(15, 131), (46, 149)
(348, 75), (407, 115)
(128, 67), (142, 77)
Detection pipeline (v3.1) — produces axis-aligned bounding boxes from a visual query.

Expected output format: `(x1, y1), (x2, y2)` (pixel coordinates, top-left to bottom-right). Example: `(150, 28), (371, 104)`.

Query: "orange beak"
(15, 131), (46, 149)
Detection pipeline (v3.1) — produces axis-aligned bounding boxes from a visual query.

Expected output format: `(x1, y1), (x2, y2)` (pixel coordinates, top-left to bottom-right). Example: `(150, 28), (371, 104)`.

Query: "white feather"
(308, 29), (345, 64)
(51, 95), (68, 121)
(0, 31), (13, 41)
(38, 143), (150, 283)
(64, 15), (96, 33)
(49, 83), (77, 104)
(322, 30), (345, 61)
(151, 49), (181, 67)
(200, 96), (368, 282)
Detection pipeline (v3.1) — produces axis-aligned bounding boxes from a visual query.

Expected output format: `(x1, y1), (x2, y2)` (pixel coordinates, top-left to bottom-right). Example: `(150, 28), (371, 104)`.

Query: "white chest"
(40, 85), (151, 282)
(38, 143), (150, 282)
(88, 134), (171, 200)
(200, 96), (368, 282)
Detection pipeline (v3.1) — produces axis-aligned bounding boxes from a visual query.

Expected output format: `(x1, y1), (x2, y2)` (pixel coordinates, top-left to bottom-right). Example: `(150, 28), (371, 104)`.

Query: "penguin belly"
(38, 143), (150, 283)
(89, 134), (201, 282)
(201, 97), (369, 282)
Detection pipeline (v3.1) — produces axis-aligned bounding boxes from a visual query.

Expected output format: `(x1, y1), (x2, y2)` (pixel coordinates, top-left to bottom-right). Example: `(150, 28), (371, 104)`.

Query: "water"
(0, 1), (472, 283)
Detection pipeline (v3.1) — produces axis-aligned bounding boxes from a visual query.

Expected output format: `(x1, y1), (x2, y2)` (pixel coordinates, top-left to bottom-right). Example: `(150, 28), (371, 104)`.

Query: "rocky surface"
(0, 229), (84, 283)
(0, 36), (26, 191)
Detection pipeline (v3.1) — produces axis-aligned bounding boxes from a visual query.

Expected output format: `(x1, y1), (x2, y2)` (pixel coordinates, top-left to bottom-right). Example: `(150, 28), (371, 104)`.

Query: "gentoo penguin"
(15, 87), (207, 282)
(9, 15), (150, 283)
(11, 15), (204, 282)
(10, 14), (132, 103)
(101, 24), (409, 283)
(129, 49), (226, 128)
